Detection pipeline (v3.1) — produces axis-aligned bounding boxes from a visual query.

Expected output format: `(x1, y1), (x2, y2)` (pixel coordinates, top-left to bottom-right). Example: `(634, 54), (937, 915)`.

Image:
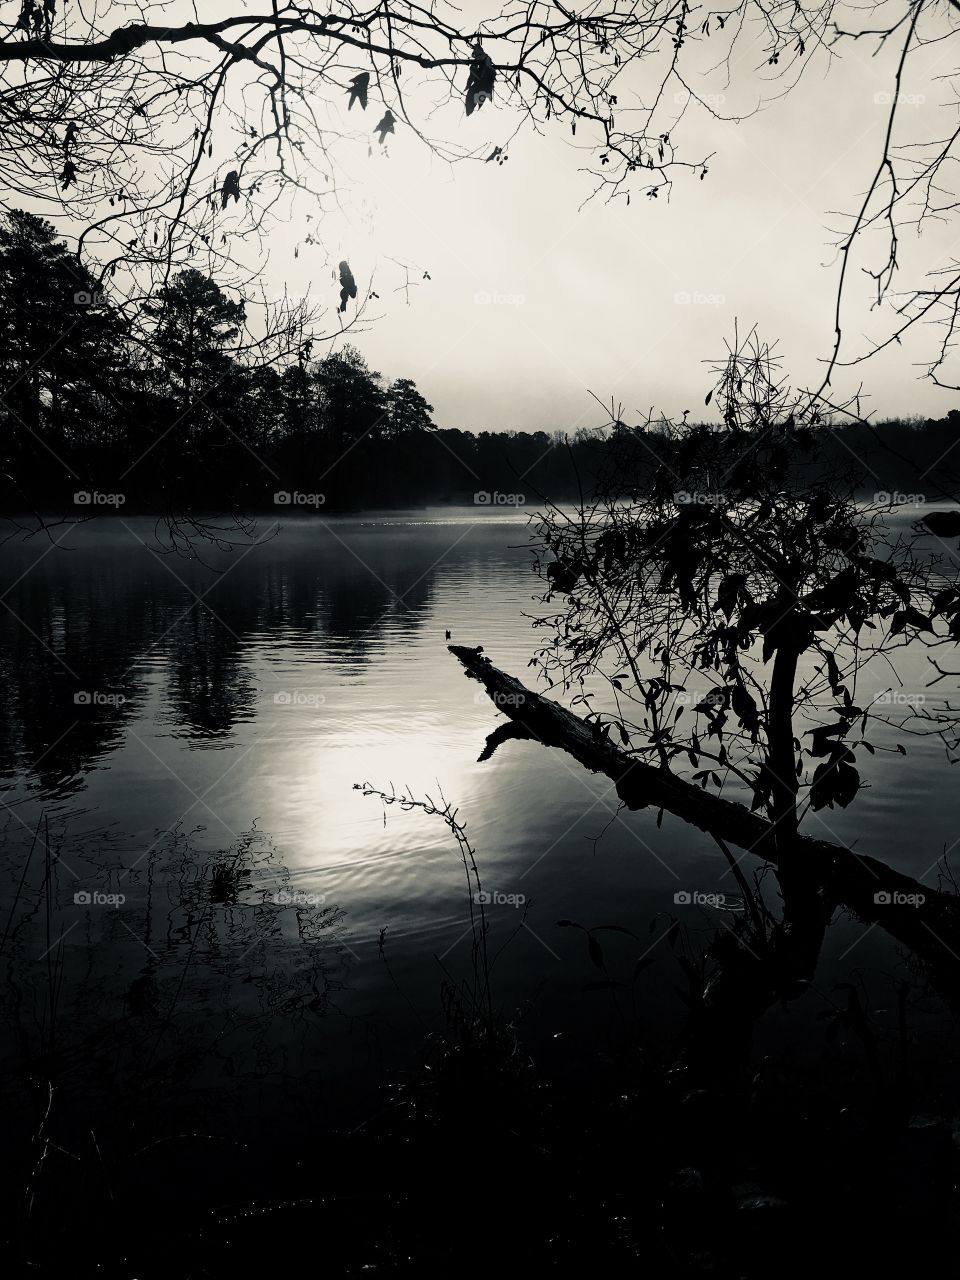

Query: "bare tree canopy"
(4, 1), (960, 386)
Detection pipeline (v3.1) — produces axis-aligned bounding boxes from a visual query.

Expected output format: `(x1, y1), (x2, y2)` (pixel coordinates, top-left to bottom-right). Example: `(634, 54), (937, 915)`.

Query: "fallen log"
(450, 644), (960, 986)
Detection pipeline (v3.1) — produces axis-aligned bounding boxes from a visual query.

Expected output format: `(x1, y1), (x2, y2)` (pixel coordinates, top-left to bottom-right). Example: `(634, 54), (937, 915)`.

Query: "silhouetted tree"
(244, 364), (284, 454)
(143, 268), (245, 437)
(385, 377), (434, 438)
(531, 333), (960, 990)
(279, 363), (317, 438)
(0, 210), (128, 493)
(313, 345), (387, 452)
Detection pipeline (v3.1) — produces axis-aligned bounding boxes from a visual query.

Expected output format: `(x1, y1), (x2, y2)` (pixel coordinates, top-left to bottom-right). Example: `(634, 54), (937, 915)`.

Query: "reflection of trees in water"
(162, 605), (258, 739)
(0, 522), (463, 783)
(0, 559), (149, 791)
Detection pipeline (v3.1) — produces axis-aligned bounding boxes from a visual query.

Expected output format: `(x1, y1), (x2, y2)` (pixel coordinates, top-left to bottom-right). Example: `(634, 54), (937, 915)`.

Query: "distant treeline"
(0, 207), (956, 515)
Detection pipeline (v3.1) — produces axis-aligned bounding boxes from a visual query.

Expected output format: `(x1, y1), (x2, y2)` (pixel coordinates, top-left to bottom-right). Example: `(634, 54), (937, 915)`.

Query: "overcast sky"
(48, 3), (955, 434)
(242, 4), (958, 433)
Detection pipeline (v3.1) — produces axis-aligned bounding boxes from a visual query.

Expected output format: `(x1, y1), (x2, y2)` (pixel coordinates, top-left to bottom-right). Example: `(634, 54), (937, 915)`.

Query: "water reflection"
(0, 513), (514, 786)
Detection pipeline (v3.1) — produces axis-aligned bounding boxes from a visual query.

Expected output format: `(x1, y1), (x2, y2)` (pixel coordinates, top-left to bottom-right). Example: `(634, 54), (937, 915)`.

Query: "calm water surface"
(1, 508), (957, 1124)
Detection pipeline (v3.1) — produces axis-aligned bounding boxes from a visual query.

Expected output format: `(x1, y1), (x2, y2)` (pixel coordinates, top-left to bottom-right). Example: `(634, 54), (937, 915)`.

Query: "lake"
(1, 507), (958, 1137)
